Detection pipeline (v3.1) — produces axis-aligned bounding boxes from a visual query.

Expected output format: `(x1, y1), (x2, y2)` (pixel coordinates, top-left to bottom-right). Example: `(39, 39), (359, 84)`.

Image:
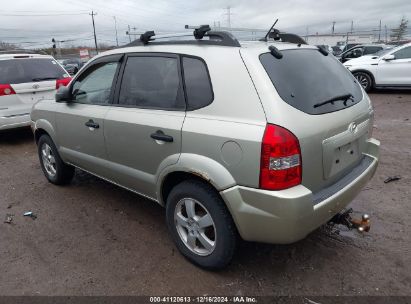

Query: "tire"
(166, 180), (238, 270)
(353, 71), (373, 92)
(37, 135), (74, 185)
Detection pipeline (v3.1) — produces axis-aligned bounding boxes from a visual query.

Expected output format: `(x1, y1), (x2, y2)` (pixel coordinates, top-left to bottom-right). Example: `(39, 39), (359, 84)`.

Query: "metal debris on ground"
(4, 214), (14, 224)
(23, 211), (37, 220)
(384, 176), (401, 184)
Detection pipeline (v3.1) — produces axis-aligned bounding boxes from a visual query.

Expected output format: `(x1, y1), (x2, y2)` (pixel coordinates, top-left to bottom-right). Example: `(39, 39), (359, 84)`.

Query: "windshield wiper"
(32, 77), (57, 82)
(313, 94), (354, 109)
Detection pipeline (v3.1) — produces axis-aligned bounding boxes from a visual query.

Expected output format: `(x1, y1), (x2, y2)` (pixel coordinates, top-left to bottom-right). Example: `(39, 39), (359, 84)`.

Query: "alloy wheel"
(174, 198), (216, 256)
(355, 74), (369, 89)
(41, 143), (57, 177)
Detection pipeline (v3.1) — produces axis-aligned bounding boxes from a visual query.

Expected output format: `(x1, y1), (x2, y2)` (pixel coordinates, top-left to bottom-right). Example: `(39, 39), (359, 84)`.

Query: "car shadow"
(68, 169), (363, 273)
(371, 88), (411, 94)
(0, 127), (34, 145)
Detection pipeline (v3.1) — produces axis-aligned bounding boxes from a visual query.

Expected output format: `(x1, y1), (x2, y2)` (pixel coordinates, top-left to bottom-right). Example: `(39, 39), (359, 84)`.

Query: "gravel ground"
(0, 91), (410, 296)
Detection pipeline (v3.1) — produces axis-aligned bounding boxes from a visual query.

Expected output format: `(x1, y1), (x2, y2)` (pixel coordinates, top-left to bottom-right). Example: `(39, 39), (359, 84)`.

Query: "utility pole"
(385, 24), (388, 43)
(127, 25), (132, 43)
(350, 20), (354, 33)
(90, 11), (98, 54)
(132, 27), (137, 40)
(113, 16), (119, 47)
(224, 6), (232, 28)
(378, 20), (382, 42)
(332, 21), (336, 35)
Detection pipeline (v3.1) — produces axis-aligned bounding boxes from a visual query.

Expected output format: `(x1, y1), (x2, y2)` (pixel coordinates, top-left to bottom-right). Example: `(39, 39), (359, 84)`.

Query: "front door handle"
(150, 130), (173, 143)
(85, 119), (99, 129)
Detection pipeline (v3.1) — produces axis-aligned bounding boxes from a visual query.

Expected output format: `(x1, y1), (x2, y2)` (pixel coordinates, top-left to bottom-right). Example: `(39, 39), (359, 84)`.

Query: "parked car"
(344, 42), (411, 92)
(331, 46), (343, 56)
(338, 44), (389, 63)
(315, 44), (333, 53)
(342, 43), (361, 53)
(31, 31), (380, 269)
(58, 58), (84, 75)
(0, 53), (71, 131)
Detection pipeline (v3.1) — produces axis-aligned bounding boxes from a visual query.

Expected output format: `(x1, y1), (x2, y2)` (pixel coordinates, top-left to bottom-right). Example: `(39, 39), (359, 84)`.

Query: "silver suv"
(31, 29), (380, 269)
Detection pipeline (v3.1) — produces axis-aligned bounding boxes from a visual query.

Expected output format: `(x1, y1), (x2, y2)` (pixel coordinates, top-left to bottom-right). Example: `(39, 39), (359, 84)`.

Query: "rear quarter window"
(182, 56), (213, 110)
(0, 58), (68, 84)
(259, 49), (363, 115)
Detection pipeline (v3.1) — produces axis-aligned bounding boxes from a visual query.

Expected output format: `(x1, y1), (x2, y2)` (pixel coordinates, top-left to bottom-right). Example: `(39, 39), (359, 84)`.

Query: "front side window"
(118, 56), (184, 110)
(71, 61), (119, 104)
(393, 46), (411, 59)
(182, 57), (213, 110)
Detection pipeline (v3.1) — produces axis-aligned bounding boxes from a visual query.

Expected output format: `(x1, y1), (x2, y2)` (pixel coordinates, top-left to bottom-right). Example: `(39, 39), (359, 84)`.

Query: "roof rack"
(123, 25), (241, 48)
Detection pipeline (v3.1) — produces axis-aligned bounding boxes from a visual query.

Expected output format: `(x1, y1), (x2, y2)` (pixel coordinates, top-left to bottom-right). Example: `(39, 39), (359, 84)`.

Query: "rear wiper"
(313, 94), (354, 108)
(32, 77), (57, 82)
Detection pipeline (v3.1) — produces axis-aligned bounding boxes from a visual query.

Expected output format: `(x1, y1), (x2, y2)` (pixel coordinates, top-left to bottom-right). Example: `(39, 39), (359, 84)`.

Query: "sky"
(0, 0), (410, 49)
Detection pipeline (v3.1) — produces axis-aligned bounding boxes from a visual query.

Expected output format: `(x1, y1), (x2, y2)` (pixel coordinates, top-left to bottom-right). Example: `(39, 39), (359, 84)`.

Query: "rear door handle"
(85, 119), (99, 129)
(150, 130), (173, 143)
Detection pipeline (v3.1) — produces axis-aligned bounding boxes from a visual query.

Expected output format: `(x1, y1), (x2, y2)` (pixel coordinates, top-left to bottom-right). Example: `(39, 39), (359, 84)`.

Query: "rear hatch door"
(241, 46), (374, 192)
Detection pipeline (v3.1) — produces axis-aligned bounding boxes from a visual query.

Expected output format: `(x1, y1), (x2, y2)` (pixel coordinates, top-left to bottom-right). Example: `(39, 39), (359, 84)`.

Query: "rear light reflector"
(56, 77), (71, 89)
(259, 124), (302, 190)
(0, 84), (16, 96)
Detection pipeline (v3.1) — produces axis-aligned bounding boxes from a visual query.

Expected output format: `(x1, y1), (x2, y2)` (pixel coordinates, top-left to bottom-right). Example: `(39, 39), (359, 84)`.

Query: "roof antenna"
(263, 19), (279, 42)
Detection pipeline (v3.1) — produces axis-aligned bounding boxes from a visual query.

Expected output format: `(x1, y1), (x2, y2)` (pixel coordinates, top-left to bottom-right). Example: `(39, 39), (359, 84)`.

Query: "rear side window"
(0, 58), (68, 84)
(182, 57), (213, 110)
(118, 56), (185, 110)
(260, 49), (363, 115)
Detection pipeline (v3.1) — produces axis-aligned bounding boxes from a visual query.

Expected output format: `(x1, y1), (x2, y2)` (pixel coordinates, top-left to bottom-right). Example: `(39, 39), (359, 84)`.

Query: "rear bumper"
(0, 113), (31, 130)
(220, 138), (380, 244)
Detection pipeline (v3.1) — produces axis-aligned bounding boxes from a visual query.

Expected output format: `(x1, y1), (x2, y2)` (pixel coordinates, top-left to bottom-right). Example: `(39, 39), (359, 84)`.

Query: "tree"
(0, 41), (17, 50)
(390, 17), (409, 42)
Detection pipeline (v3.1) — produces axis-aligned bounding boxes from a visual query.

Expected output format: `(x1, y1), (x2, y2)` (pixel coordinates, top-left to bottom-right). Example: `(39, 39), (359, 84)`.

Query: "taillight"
(0, 84), (16, 96)
(56, 77), (71, 89)
(259, 124), (302, 190)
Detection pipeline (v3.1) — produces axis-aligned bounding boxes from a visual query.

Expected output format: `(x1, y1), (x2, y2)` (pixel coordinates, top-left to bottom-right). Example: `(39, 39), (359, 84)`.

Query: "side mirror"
(383, 54), (395, 61)
(55, 86), (72, 103)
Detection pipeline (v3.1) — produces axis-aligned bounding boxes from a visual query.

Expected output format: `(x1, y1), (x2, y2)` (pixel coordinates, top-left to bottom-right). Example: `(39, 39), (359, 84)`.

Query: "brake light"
(56, 77), (71, 89)
(259, 124), (302, 190)
(0, 84), (16, 96)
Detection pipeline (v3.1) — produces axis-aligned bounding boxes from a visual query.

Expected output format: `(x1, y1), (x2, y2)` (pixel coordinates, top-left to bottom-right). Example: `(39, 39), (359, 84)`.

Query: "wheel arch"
(157, 154), (237, 206)
(33, 119), (57, 145)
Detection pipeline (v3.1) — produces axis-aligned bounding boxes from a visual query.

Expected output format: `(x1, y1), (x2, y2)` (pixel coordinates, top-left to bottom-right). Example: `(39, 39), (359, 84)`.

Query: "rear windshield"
(260, 49), (363, 115)
(0, 58), (68, 84)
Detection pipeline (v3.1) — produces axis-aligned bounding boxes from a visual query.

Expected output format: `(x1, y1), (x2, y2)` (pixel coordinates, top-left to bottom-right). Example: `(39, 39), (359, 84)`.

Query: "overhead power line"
(0, 13), (89, 16)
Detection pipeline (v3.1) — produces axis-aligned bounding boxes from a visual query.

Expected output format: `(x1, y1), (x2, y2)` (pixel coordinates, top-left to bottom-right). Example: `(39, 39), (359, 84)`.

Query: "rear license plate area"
(328, 140), (360, 177)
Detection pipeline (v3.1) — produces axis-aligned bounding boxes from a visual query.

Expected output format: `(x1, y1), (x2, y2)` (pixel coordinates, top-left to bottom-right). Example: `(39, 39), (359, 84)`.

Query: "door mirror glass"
(383, 54), (395, 61)
(55, 86), (72, 103)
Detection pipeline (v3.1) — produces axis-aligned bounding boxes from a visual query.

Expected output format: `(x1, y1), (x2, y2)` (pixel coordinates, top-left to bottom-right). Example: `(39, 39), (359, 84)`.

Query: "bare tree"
(390, 17), (409, 42)
(0, 41), (18, 50)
